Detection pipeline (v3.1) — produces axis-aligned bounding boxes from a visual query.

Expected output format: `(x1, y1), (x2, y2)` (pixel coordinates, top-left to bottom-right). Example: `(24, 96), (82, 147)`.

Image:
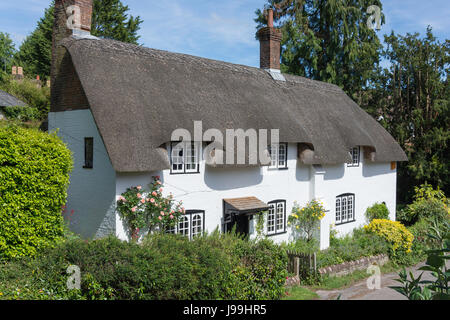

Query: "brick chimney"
(51, 0), (93, 112)
(256, 9), (282, 71)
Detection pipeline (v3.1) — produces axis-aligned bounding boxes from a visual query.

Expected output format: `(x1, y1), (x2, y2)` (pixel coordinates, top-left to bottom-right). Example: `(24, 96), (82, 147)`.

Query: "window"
(170, 142), (200, 174)
(166, 210), (205, 240)
(84, 137), (93, 169)
(268, 143), (288, 169)
(336, 194), (355, 225)
(347, 147), (360, 167)
(267, 200), (286, 236)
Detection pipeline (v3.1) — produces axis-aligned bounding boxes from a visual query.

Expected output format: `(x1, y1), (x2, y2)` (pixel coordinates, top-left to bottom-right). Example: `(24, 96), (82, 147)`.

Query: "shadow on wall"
(204, 166), (263, 190)
(324, 164), (345, 181)
(363, 162), (392, 178)
(296, 163), (311, 182)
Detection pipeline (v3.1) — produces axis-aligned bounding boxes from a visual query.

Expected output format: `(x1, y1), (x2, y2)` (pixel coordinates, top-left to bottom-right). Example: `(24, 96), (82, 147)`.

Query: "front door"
(223, 210), (250, 237)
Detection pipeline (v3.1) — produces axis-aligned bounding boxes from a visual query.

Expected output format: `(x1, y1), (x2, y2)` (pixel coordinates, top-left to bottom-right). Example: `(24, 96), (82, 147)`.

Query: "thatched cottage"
(49, 0), (407, 249)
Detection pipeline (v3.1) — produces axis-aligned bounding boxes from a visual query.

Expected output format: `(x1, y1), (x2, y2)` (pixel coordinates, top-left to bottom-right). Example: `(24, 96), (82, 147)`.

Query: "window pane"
(348, 196), (354, 221)
(185, 142), (199, 172)
(172, 143), (184, 172)
(353, 148), (359, 165)
(336, 199), (341, 223)
(342, 197), (348, 222)
(267, 204), (275, 233)
(192, 214), (203, 237)
(179, 216), (190, 237)
(276, 203), (285, 232)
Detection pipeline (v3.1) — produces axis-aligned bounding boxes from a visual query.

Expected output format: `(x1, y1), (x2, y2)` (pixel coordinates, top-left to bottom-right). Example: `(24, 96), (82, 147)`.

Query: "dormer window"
(170, 141), (200, 174)
(268, 143), (288, 169)
(347, 147), (360, 167)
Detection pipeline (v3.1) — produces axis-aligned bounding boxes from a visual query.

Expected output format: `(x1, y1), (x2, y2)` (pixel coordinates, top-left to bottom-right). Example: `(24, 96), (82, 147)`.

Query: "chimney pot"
(12, 66), (17, 75)
(17, 67), (23, 76)
(267, 9), (274, 28)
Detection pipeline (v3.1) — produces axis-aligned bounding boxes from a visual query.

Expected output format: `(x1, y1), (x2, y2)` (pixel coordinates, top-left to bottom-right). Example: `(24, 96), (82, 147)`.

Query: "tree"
(15, 0), (142, 79)
(365, 28), (449, 202)
(92, 0), (142, 44)
(255, 0), (384, 99)
(15, 5), (54, 80)
(0, 32), (16, 77)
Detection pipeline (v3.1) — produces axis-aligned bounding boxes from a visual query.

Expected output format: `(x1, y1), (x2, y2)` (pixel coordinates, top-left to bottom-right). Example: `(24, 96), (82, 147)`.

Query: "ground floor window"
(166, 210), (205, 240)
(267, 200), (286, 236)
(336, 194), (355, 225)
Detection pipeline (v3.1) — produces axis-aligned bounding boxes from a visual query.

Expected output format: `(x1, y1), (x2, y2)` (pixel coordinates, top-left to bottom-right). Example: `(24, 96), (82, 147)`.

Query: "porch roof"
(224, 197), (269, 214)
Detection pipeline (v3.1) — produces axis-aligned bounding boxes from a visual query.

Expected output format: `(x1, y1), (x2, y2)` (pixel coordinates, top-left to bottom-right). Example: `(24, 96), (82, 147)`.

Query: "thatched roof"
(0, 90), (27, 108)
(59, 36), (407, 172)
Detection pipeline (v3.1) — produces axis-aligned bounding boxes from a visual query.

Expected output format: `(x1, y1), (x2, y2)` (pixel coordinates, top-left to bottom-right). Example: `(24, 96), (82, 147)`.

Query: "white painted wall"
(115, 144), (398, 249)
(48, 110), (116, 239)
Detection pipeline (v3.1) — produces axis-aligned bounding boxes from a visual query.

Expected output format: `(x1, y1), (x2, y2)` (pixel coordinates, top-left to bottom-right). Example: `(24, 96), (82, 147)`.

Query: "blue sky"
(0, 0), (449, 68)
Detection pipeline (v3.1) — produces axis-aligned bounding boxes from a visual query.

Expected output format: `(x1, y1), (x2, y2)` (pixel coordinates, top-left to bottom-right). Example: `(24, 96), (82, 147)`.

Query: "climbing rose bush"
(116, 176), (184, 240)
(288, 199), (326, 242)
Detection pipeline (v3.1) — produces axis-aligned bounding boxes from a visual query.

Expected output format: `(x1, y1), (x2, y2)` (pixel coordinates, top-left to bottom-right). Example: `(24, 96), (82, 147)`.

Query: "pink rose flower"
(131, 207), (137, 213)
(159, 188), (163, 193)
(137, 193), (142, 198)
(158, 216), (163, 221)
(140, 199), (146, 204)
(160, 211), (165, 216)
(170, 215), (174, 220)
(137, 186), (142, 190)
(150, 198), (155, 203)
(152, 191), (157, 197)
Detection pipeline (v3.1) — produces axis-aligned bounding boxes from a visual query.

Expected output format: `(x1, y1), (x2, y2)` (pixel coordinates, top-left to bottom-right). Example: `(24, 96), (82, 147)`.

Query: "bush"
(399, 184), (449, 226)
(0, 76), (50, 119)
(288, 199), (326, 242)
(0, 125), (73, 260)
(0, 233), (288, 300)
(2, 106), (41, 122)
(365, 203), (390, 222)
(364, 219), (414, 264)
(317, 228), (389, 268)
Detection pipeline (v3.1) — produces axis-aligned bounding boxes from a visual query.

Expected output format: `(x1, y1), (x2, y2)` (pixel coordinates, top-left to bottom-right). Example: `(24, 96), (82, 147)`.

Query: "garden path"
(315, 262), (444, 300)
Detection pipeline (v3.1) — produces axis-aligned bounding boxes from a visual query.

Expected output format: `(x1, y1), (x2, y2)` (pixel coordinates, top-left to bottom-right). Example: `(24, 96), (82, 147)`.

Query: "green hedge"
(1, 106), (41, 122)
(0, 233), (288, 300)
(0, 125), (73, 259)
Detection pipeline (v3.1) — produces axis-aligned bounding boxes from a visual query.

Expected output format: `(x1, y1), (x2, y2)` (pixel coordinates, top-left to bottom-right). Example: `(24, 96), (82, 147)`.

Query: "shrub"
(0, 125), (73, 260)
(365, 203), (390, 222)
(317, 228), (389, 268)
(0, 76), (50, 119)
(0, 233), (288, 300)
(288, 199), (326, 242)
(399, 184), (449, 226)
(2, 106), (40, 122)
(364, 219), (414, 263)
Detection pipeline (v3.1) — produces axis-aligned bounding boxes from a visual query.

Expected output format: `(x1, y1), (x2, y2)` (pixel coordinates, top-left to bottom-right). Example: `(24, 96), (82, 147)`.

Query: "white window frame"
(267, 200), (287, 236)
(336, 194), (355, 225)
(166, 210), (205, 240)
(170, 141), (200, 174)
(347, 147), (360, 167)
(268, 143), (288, 169)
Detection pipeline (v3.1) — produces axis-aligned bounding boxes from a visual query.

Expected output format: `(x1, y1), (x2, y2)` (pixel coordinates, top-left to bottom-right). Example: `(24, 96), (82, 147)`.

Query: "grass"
(282, 286), (319, 300)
